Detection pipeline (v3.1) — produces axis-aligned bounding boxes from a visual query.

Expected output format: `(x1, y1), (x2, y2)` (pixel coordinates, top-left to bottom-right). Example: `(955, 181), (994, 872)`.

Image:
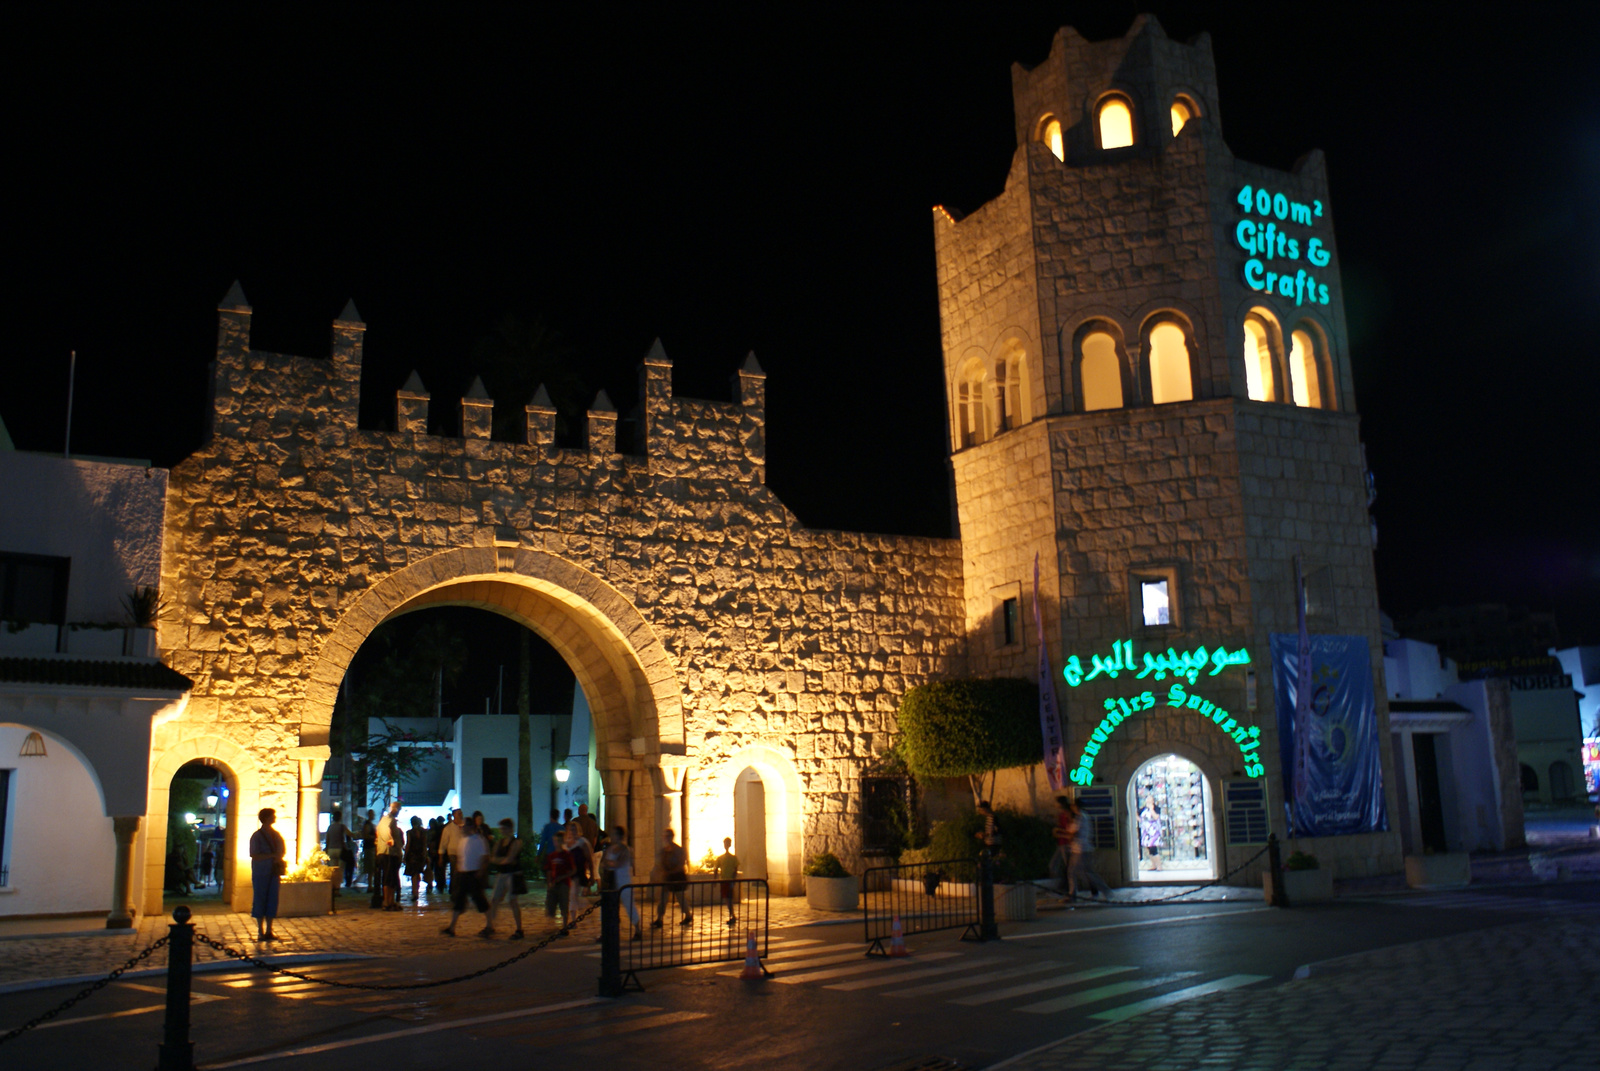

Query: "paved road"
(2, 883), (1595, 1070)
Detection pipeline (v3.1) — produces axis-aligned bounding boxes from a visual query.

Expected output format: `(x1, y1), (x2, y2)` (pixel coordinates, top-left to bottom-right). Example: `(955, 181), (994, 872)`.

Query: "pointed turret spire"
(529, 384), (553, 409)
(219, 280), (250, 310)
(335, 299), (363, 325)
(591, 389), (616, 414)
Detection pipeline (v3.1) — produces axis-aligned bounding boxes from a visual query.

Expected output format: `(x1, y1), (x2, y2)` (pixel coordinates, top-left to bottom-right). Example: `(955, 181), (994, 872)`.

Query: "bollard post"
(1267, 834), (1290, 908)
(157, 905), (195, 1070)
(978, 849), (999, 942)
(597, 885), (622, 998)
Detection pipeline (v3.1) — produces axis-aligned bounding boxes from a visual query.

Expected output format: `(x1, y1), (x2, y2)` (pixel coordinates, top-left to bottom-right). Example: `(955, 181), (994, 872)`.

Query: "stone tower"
(936, 16), (1401, 880)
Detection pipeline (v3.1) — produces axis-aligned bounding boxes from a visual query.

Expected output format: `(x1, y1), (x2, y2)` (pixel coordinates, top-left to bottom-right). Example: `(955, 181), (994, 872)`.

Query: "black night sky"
(6, 4), (1599, 649)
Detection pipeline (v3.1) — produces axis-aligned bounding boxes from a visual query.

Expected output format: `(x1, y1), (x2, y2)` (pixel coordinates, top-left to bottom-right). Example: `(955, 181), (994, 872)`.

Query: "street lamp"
(554, 762), (570, 783)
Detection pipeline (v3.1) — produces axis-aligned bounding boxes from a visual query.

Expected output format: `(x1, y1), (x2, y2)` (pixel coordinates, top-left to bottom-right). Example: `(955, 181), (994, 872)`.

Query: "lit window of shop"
(1289, 328), (1324, 409)
(1097, 96), (1134, 149)
(1130, 754), (1215, 881)
(1146, 321), (1194, 404)
(1170, 96), (1195, 137)
(1041, 117), (1064, 161)
(1079, 330), (1123, 411)
(1243, 315), (1276, 402)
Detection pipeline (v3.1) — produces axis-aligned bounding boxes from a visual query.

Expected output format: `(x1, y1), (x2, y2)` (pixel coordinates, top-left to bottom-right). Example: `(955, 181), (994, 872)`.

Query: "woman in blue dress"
(249, 808), (287, 942)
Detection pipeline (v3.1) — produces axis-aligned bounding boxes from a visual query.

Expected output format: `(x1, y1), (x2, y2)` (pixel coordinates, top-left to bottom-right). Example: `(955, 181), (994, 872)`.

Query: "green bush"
(913, 807), (1056, 883)
(1285, 850), (1320, 871)
(803, 852), (849, 878)
(897, 678), (1041, 780)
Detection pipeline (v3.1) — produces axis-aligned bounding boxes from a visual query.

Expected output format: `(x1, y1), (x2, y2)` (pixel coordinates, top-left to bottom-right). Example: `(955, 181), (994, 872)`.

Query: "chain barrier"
(1026, 842), (1272, 907)
(0, 935), (171, 1046)
(190, 903), (597, 991)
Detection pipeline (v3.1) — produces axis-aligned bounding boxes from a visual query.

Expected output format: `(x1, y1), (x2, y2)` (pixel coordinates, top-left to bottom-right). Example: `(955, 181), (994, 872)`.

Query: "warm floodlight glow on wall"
(1170, 99), (1193, 137)
(1044, 118), (1064, 161)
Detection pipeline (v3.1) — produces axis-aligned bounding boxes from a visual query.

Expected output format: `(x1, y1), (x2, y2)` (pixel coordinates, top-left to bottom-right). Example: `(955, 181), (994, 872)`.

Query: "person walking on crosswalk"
(652, 828), (693, 929)
(600, 825), (642, 937)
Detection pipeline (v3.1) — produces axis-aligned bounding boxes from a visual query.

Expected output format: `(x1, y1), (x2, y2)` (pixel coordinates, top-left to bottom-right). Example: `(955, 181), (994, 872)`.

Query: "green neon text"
(1062, 639), (1251, 688)
(1067, 683), (1265, 786)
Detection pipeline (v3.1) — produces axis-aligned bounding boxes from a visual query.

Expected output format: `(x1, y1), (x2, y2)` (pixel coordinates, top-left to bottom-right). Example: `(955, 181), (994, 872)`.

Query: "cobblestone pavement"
(989, 914), (1599, 1071)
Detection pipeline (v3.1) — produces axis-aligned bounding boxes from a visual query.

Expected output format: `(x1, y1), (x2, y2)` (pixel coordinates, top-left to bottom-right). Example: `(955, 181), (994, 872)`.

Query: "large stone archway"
(297, 546), (686, 866)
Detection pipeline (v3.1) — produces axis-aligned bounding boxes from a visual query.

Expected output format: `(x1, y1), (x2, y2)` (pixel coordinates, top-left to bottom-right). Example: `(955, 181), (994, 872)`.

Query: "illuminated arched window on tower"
(1079, 331), (1124, 411)
(956, 363), (989, 448)
(1289, 328), (1326, 409)
(1098, 97), (1134, 149)
(1041, 117), (1064, 162)
(1147, 322), (1194, 404)
(1242, 314), (1276, 402)
(1170, 97), (1196, 137)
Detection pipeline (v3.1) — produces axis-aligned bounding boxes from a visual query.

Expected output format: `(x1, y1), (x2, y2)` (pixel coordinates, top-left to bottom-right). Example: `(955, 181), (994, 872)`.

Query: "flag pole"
(64, 350), (76, 457)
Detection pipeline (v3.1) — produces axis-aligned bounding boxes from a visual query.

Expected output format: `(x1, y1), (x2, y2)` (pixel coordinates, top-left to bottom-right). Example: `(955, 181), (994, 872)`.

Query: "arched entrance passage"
(692, 745), (803, 896)
(144, 737), (256, 914)
(299, 547), (684, 868)
(1126, 752), (1217, 883)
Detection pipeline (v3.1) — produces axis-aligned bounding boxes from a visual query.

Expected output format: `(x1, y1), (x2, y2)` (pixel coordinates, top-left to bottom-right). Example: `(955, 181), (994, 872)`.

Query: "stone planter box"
(1264, 867), (1334, 903)
(1405, 853), (1470, 890)
(994, 882), (1038, 921)
(276, 880), (334, 917)
(805, 875), (858, 912)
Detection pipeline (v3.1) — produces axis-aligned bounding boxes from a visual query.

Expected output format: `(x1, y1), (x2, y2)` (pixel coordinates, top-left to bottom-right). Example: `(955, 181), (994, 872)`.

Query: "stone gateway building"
(125, 17), (1402, 916)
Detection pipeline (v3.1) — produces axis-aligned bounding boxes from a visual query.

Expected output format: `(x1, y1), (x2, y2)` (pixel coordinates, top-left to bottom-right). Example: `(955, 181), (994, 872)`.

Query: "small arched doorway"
(163, 760), (233, 903)
(734, 767), (768, 880)
(1127, 753), (1216, 881)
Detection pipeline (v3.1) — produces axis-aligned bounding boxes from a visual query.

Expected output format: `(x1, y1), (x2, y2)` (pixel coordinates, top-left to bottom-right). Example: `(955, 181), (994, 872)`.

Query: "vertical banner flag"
(1270, 631), (1388, 837)
(1034, 553), (1066, 790)
(1293, 555), (1313, 810)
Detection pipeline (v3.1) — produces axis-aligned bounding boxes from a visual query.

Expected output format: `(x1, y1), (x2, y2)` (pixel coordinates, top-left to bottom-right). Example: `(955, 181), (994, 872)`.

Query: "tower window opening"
(1098, 97), (1134, 149)
(1140, 579), (1171, 626)
(1289, 328), (1324, 409)
(1079, 331), (1124, 411)
(995, 358), (1013, 432)
(1147, 322), (1194, 404)
(957, 364), (989, 448)
(1170, 97), (1195, 137)
(1042, 118), (1064, 162)
(1243, 316), (1275, 402)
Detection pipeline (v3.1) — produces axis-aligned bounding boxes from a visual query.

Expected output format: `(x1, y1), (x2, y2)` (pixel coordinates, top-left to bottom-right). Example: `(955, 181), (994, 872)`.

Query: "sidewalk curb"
(0, 952), (373, 996)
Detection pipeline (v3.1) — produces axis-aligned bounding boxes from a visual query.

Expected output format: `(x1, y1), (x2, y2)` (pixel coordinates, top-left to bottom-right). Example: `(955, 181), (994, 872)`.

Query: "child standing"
(716, 837), (740, 926)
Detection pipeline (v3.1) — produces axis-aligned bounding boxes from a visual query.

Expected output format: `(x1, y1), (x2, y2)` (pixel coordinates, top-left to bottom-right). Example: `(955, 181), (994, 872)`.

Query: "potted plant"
(1266, 849), (1334, 902)
(803, 852), (858, 911)
(122, 585), (167, 657)
(277, 849), (337, 917)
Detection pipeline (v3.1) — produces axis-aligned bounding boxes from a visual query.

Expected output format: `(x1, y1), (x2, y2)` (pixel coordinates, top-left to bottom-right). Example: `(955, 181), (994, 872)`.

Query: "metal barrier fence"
(598, 877), (769, 995)
(861, 854), (997, 955)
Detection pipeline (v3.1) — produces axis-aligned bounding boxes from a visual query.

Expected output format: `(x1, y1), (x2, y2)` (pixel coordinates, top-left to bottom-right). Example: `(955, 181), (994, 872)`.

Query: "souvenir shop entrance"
(1127, 753), (1217, 882)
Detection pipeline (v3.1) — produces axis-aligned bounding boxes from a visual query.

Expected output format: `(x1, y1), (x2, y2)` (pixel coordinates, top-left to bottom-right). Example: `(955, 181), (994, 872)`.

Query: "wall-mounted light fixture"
(554, 762), (570, 783)
(19, 731), (47, 758)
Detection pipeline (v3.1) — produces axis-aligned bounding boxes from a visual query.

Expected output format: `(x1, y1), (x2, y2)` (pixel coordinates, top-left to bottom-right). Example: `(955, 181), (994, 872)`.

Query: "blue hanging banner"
(1269, 633), (1388, 838)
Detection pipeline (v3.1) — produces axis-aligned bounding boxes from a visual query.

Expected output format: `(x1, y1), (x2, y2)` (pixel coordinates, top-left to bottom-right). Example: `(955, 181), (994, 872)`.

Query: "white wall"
(452, 714), (557, 831)
(0, 723), (118, 916)
(0, 452), (167, 623)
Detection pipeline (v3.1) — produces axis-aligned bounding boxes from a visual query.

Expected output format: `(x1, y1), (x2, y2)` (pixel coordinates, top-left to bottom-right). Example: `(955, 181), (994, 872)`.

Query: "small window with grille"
(1076, 786), (1117, 849)
(1225, 779), (1270, 845)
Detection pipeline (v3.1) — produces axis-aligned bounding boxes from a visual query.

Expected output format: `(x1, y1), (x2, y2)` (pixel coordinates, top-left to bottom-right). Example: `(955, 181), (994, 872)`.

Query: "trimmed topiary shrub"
(897, 678), (1041, 782)
(918, 807), (1057, 883)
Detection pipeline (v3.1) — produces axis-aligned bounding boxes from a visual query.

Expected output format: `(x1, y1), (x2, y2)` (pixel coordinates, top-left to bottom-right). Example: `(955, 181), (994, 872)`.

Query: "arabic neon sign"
(1068, 683), (1266, 786)
(1062, 639), (1252, 688)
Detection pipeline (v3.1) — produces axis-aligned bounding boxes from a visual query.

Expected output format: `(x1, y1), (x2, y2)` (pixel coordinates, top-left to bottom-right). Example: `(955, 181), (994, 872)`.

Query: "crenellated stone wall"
(149, 293), (965, 908)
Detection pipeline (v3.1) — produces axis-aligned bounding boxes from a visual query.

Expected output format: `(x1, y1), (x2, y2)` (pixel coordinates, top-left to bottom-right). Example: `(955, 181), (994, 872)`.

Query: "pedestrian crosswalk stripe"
(950, 965), (1136, 1006)
(769, 951), (962, 985)
(825, 959), (993, 991)
(679, 938), (827, 970)
(713, 947), (865, 976)
(883, 961), (1067, 999)
(1016, 972), (1198, 1014)
(1088, 973), (1266, 1022)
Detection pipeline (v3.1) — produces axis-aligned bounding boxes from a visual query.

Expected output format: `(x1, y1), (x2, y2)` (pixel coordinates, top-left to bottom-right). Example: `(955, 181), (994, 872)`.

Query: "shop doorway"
(1128, 754), (1215, 881)
(733, 767), (768, 880)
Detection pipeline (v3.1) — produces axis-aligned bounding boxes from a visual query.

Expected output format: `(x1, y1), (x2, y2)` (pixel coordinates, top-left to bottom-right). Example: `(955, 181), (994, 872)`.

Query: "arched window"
(994, 352), (1027, 431)
(1041, 117), (1064, 162)
(1289, 328), (1325, 409)
(1097, 96), (1134, 150)
(956, 362), (989, 448)
(1242, 311), (1278, 402)
(1170, 96), (1196, 137)
(1147, 321), (1194, 404)
(1079, 331), (1124, 411)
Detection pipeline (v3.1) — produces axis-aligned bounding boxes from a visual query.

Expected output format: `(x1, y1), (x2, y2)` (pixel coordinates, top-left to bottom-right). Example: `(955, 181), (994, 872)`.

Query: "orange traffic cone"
(738, 930), (764, 979)
(888, 914), (909, 957)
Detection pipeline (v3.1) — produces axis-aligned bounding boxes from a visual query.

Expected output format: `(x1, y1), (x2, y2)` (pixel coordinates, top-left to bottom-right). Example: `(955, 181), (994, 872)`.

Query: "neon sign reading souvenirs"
(1233, 185), (1332, 306)
(1061, 639), (1252, 688)
(1068, 683), (1266, 786)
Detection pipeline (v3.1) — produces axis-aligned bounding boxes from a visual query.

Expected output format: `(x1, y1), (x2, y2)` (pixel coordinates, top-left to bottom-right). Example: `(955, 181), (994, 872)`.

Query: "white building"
(0, 425), (190, 926)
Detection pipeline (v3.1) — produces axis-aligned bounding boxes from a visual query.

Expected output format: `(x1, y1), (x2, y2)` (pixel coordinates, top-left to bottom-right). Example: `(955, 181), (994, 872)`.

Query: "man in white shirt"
(437, 808), (465, 894)
(373, 801), (402, 909)
(441, 820), (490, 936)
